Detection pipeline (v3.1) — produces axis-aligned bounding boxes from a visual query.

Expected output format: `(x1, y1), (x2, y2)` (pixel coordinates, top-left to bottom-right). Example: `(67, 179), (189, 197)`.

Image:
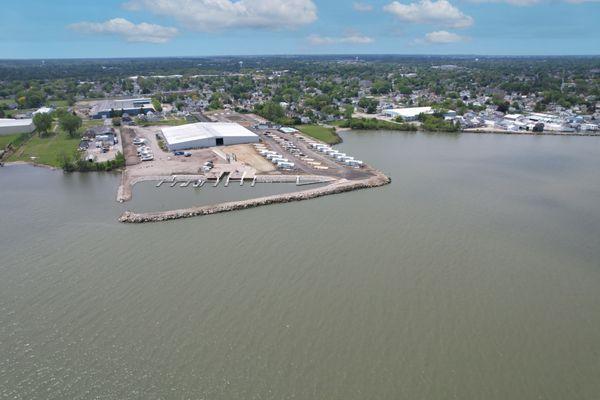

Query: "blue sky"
(2, 0), (599, 58)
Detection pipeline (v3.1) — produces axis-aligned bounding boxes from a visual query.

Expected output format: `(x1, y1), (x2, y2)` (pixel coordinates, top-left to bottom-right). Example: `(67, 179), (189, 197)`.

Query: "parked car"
(140, 154), (154, 162)
(137, 146), (151, 155)
(133, 138), (145, 145)
(184, 152), (192, 157)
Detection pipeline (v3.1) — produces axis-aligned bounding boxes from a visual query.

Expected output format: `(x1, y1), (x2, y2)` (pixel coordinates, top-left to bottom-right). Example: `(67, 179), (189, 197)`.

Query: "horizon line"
(2, 53), (600, 62)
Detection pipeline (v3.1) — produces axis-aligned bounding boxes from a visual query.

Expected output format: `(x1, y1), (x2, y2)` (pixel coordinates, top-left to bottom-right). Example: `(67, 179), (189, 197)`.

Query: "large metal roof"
(161, 122), (258, 145)
(0, 118), (33, 127)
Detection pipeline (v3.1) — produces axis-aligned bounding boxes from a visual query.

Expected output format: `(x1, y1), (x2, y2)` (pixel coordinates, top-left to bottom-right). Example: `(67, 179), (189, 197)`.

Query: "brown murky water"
(1, 131), (599, 399)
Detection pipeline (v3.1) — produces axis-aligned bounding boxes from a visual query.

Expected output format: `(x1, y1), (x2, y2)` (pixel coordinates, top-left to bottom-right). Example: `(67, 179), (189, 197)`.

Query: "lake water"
(129, 181), (327, 213)
(1, 131), (599, 399)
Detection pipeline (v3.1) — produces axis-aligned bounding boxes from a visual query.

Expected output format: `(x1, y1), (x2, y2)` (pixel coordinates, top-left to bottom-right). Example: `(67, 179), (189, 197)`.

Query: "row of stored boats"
(299, 138), (364, 168)
(253, 143), (295, 170)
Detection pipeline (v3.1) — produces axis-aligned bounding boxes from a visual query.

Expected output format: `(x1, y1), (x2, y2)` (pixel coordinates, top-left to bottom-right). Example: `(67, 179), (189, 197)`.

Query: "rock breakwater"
(119, 172), (390, 223)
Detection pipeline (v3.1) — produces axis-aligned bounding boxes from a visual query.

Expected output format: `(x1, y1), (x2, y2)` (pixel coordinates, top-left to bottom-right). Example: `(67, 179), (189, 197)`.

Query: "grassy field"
(48, 100), (70, 107)
(295, 124), (342, 144)
(0, 133), (24, 149)
(137, 118), (188, 127)
(4, 119), (105, 167)
(7, 130), (80, 167)
(82, 119), (104, 129)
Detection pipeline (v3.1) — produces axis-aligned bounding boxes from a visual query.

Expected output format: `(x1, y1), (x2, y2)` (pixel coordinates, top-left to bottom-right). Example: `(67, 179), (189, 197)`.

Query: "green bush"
(61, 151), (125, 172)
(417, 114), (460, 132)
(339, 118), (417, 131)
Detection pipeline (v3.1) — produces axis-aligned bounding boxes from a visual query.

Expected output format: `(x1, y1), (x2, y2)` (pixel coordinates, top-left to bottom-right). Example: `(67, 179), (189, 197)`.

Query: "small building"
(444, 110), (457, 119)
(383, 107), (433, 121)
(161, 122), (259, 151)
(33, 107), (54, 115)
(0, 118), (35, 136)
(84, 126), (115, 139)
(504, 113), (522, 121)
(279, 127), (298, 134)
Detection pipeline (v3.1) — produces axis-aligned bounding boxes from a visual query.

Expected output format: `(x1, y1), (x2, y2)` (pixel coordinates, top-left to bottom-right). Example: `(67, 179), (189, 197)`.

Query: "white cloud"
(467, 0), (598, 5)
(466, 0), (541, 5)
(353, 2), (374, 11)
(383, 0), (473, 29)
(123, 0), (318, 31)
(69, 18), (178, 43)
(500, 0), (540, 4)
(422, 30), (467, 43)
(307, 32), (375, 45)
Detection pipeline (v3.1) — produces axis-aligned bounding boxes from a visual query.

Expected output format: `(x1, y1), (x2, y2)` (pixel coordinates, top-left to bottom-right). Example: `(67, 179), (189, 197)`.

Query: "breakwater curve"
(119, 171), (391, 223)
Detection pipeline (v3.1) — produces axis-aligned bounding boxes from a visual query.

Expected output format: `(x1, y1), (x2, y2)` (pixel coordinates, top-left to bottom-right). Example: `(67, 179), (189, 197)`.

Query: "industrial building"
(161, 122), (259, 151)
(383, 106), (433, 121)
(90, 98), (155, 119)
(0, 118), (35, 136)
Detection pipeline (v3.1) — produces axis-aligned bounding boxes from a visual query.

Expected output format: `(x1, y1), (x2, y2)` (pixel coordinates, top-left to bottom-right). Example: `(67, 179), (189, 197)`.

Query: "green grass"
(7, 130), (80, 167)
(295, 124), (341, 144)
(82, 119), (104, 129)
(4, 119), (104, 166)
(137, 118), (188, 127)
(0, 133), (23, 149)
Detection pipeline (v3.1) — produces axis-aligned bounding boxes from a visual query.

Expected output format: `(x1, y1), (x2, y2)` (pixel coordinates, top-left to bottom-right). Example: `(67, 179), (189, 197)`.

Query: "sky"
(2, 0), (599, 59)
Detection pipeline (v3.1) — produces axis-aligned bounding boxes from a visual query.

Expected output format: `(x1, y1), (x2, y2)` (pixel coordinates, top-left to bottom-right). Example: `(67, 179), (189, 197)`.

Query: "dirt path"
(120, 127), (141, 166)
(222, 144), (275, 173)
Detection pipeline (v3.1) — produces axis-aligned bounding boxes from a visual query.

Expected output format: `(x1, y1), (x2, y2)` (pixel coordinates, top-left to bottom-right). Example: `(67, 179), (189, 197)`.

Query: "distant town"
(1, 56), (599, 171)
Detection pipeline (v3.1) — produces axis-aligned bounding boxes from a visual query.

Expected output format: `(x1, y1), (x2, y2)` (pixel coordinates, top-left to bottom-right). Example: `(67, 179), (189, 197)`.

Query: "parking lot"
(85, 138), (123, 163)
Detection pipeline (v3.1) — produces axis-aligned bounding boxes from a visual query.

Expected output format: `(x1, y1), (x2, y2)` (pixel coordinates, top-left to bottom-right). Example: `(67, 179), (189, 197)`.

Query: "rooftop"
(386, 106), (433, 117)
(0, 118), (33, 127)
(91, 98), (154, 114)
(161, 122), (258, 145)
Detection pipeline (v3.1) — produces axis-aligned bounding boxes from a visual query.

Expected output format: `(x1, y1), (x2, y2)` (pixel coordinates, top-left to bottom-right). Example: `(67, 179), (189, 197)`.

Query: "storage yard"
(117, 111), (389, 221)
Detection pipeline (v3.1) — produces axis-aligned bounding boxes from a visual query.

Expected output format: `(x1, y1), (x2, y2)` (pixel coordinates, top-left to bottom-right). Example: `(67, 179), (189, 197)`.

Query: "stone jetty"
(118, 171), (390, 223)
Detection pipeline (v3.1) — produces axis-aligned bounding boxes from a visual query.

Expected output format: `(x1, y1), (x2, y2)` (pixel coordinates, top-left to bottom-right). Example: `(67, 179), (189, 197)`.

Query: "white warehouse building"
(161, 122), (259, 151)
(383, 106), (433, 121)
(0, 118), (35, 136)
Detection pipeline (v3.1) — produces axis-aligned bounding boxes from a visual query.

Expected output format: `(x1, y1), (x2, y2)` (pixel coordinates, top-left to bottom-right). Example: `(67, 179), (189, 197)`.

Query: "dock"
(119, 171), (392, 223)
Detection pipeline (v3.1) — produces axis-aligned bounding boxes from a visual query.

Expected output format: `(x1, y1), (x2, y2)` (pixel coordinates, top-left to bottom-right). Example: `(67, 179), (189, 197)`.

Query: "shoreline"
(461, 128), (600, 137)
(0, 160), (60, 171)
